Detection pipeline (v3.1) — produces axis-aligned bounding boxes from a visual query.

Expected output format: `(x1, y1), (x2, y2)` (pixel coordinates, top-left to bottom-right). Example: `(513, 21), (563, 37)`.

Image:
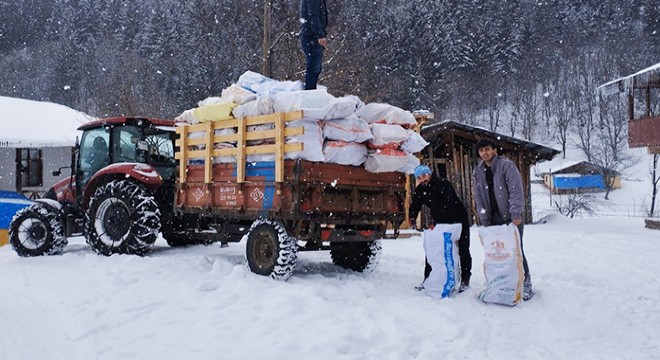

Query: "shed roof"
(421, 120), (561, 162)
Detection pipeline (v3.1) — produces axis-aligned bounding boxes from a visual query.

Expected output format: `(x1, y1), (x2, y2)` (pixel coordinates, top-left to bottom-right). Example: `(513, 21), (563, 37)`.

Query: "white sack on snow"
(322, 114), (373, 143)
(272, 89), (359, 120)
(364, 149), (409, 173)
(478, 224), (525, 307)
(422, 223), (463, 299)
(323, 141), (368, 166)
(232, 96), (275, 118)
(284, 119), (325, 162)
(400, 130), (429, 154)
(368, 123), (410, 149)
(355, 103), (417, 128)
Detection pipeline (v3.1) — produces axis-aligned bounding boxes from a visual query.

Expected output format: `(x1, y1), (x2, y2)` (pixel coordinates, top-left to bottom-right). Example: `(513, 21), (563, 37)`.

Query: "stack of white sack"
(175, 71), (429, 172)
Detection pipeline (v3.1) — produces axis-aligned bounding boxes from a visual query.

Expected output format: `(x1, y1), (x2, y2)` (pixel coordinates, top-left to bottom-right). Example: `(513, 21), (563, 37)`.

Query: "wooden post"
(275, 112), (285, 183)
(179, 126), (188, 184)
(204, 121), (213, 184)
(236, 117), (247, 183)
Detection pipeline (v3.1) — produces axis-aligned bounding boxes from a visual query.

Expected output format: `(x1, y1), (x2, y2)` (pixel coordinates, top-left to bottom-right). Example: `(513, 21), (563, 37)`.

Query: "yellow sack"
(193, 102), (237, 123)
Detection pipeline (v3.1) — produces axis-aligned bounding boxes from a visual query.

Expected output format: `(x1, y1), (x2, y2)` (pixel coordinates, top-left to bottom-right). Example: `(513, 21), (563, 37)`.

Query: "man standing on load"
(299, 0), (328, 90)
(472, 138), (534, 301)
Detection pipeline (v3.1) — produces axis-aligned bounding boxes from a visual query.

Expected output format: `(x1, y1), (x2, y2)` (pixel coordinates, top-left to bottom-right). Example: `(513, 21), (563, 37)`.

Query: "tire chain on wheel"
(84, 180), (161, 256)
(246, 218), (298, 280)
(330, 240), (382, 273)
(9, 204), (67, 257)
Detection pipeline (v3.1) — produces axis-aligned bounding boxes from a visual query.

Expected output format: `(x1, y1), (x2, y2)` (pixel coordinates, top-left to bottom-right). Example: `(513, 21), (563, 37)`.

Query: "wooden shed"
(419, 120), (560, 225)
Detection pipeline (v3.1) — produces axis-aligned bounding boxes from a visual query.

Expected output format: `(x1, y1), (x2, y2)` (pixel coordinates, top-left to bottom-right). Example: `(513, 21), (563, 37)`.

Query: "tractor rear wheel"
(85, 180), (160, 256)
(9, 204), (67, 257)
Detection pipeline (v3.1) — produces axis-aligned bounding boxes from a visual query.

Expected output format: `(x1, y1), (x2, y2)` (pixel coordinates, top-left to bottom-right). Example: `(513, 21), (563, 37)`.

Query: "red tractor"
(9, 117), (183, 256)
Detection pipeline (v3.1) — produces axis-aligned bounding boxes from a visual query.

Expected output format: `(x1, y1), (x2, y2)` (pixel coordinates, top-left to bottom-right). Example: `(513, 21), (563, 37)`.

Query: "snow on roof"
(597, 62), (660, 96)
(0, 96), (93, 148)
(534, 158), (580, 175)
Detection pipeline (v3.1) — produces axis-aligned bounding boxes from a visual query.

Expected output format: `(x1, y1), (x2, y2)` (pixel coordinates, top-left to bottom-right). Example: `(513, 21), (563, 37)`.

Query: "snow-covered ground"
(1, 95), (659, 359)
(1, 216), (659, 360)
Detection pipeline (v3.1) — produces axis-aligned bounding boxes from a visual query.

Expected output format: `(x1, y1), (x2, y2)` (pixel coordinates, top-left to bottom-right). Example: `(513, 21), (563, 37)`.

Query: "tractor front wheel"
(9, 204), (67, 257)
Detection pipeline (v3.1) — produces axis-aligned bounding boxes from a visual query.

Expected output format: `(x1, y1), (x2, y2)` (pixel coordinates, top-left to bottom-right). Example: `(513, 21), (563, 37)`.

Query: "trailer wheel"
(163, 232), (190, 247)
(330, 241), (382, 273)
(85, 180), (161, 256)
(9, 204), (67, 257)
(245, 219), (297, 280)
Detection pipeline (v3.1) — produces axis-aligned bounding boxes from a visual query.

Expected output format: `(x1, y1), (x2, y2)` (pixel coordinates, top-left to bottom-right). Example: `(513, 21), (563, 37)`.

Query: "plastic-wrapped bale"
(355, 103), (417, 128)
(323, 141), (368, 166)
(364, 149), (409, 173)
(322, 114), (373, 143)
(368, 123), (410, 150)
(272, 89), (359, 120)
(478, 224), (525, 306)
(284, 119), (325, 162)
(421, 223), (463, 299)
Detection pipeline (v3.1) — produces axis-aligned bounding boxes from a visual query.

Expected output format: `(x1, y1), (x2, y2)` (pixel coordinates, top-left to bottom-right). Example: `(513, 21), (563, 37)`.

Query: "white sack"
(232, 96), (275, 118)
(364, 149), (409, 173)
(478, 224), (525, 306)
(421, 223), (463, 299)
(198, 97), (223, 107)
(251, 80), (304, 97)
(272, 90), (358, 120)
(175, 109), (196, 124)
(220, 84), (257, 105)
(284, 119), (325, 162)
(397, 153), (421, 175)
(368, 123), (410, 149)
(212, 142), (236, 164)
(400, 130), (429, 154)
(236, 71), (273, 93)
(355, 103), (417, 128)
(323, 115), (373, 143)
(323, 141), (368, 166)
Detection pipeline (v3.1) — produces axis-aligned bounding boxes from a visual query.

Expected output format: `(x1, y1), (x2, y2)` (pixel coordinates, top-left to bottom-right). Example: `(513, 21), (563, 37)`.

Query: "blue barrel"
(0, 191), (33, 246)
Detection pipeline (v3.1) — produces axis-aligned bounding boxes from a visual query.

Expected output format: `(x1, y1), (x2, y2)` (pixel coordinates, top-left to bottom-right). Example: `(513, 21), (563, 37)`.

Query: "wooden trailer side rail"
(174, 110), (305, 184)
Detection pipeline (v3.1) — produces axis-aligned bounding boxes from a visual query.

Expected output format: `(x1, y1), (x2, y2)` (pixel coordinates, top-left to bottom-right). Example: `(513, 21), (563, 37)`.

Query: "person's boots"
(459, 277), (470, 293)
(523, 275), (534, 301)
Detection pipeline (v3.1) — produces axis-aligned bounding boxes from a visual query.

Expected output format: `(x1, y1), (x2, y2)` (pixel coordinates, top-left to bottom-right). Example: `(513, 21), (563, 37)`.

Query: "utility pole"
(262, 0), (272, 77)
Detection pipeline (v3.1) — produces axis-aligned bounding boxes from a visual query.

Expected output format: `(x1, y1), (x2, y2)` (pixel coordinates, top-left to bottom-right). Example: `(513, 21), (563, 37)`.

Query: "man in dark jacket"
(299, 0), (327, 90)
(472, 138), (533, 300)
(409, 165), (472, 292)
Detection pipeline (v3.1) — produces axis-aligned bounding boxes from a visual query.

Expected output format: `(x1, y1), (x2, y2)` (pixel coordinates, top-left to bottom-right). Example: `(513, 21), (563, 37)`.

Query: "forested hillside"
(0, 0), (657, 143)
